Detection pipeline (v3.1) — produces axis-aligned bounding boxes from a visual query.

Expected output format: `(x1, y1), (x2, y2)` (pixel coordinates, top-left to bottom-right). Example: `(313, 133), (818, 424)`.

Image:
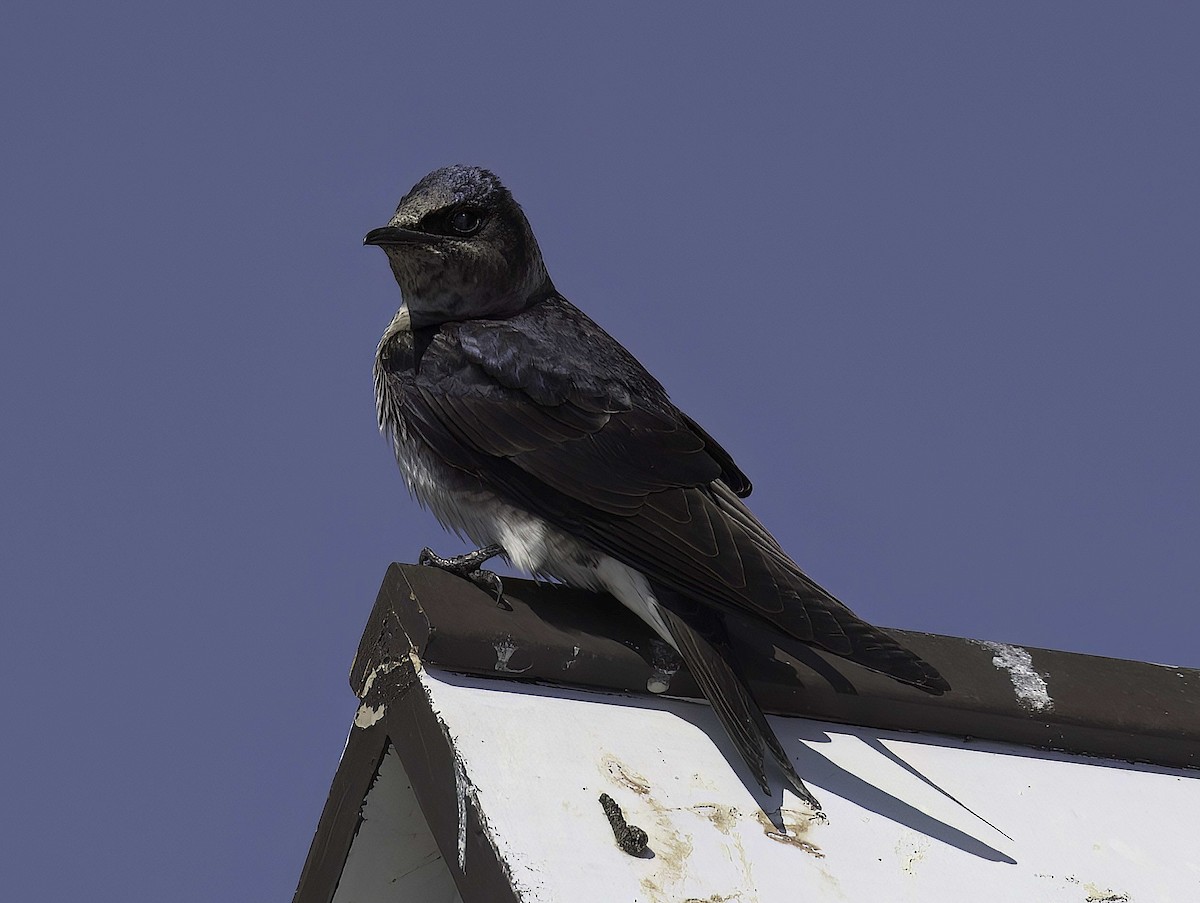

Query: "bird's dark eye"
(449, 209), (483, 235)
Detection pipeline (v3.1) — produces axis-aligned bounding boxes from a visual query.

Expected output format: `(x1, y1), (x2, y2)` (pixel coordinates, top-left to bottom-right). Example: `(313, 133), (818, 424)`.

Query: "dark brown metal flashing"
(367, 563), (1200, 771)
(347, 578), (525, 903)
(292, 720), (388, 903)
(295, 568), (527, 903)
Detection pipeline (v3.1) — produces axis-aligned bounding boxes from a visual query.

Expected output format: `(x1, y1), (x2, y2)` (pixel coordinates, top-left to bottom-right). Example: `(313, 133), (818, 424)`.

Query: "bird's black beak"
(363, 225), (440, 246)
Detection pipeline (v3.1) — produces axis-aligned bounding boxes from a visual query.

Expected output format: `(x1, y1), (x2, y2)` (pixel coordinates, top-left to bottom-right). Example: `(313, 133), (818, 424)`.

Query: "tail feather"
(659, 606), (823, 811)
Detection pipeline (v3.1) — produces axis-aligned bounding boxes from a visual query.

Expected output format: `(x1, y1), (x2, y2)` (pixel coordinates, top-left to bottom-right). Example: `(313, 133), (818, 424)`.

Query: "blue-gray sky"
(2, 4), (1197, 900)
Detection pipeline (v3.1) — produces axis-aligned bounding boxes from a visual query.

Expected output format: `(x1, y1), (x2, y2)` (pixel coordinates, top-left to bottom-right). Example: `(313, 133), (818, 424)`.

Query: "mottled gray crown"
(396, 165), (511, 215)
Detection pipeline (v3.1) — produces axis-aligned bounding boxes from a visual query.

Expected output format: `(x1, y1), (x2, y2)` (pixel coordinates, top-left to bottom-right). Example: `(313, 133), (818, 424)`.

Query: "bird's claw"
(469, 569), (510, 609)
(418, 545), (509, 607)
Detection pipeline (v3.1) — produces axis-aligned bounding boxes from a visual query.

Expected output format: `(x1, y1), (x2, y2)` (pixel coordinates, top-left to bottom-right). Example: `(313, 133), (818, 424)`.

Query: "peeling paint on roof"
(563, 645), (581, 670)
(358, 659), (404, 698)
(974, 641), (1054, 712)
(454, 754), (469, 873)
(493, 636), (531, 673)
(354, 660), (408, 728)
(353, 703), (386, 729)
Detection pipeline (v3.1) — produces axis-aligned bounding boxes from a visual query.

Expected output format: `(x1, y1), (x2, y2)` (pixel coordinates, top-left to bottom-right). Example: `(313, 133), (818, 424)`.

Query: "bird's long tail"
(658, 604), (822, 811)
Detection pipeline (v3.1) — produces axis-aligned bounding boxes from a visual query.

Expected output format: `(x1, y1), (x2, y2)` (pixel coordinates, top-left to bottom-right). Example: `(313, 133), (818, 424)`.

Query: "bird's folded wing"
(391, 316), (849, 645)
(389, 307), (948, 693)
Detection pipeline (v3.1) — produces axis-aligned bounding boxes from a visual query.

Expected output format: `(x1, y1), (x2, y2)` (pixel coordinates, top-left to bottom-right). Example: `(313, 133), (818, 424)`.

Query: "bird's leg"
(418, 544), (508, 606)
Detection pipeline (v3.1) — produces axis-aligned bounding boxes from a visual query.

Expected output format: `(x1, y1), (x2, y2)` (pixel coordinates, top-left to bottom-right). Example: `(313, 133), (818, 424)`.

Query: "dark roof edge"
(292, 720), (388, 903)
(296, 599), (525, 903)
(354, 564), (1200, 772)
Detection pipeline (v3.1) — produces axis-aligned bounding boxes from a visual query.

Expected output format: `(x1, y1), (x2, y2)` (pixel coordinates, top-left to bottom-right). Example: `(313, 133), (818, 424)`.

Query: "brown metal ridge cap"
(353, 563), (1200, 771)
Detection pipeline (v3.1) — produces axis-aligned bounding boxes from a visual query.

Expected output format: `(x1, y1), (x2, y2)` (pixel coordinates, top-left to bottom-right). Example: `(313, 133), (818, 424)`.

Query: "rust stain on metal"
(692, 803), (758, 894)
(637, 811), (696, 903)
(601, 754), (652, 794)
(692, 803), (740, 835)
(597, 753), (699, 902)
(755, 809), (824, 857)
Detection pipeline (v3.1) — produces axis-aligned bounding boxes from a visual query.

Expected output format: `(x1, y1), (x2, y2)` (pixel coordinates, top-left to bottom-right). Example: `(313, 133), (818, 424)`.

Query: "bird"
(365, 165), (950, 813)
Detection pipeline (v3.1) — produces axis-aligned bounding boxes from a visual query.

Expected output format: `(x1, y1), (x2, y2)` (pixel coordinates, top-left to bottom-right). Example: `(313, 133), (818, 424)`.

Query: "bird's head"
(364, 165), (552, 329)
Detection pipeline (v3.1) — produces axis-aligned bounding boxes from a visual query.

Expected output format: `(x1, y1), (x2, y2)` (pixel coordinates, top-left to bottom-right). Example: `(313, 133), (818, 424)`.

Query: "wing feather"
(382, 300), (949, 693)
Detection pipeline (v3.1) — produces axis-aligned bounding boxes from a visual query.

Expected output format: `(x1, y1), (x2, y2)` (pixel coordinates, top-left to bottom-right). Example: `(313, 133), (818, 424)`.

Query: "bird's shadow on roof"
(429, 667), (1017, 864)
(663, 698), (1018, 865)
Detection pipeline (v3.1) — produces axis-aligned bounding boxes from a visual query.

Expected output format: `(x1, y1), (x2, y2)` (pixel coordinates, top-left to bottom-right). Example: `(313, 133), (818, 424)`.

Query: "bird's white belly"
(390, 426), (675, 646)
(390, 427), (580, 569)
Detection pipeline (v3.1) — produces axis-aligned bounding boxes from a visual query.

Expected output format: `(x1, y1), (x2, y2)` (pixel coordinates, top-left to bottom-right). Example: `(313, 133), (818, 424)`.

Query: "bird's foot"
(418, 544), (508, 607)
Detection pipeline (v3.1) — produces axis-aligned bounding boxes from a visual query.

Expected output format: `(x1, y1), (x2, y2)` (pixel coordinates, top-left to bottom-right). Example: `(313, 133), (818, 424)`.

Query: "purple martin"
(365, 165), (949, 812)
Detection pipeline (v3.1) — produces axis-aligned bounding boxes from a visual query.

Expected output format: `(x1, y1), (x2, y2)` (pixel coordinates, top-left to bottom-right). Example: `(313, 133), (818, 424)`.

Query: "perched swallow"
(366, 165), (949, 812)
